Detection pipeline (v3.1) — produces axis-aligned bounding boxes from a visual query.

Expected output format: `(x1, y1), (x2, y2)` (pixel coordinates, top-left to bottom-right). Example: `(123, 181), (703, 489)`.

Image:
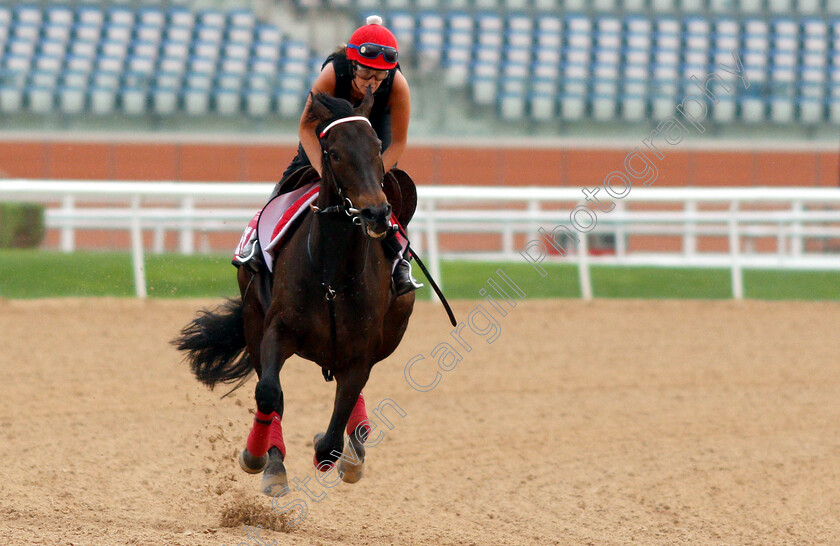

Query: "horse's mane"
(307, 93), (356, 128)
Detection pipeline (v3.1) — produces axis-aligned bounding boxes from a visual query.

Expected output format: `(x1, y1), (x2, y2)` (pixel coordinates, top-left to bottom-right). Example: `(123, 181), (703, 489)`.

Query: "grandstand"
(0, 0), (838, 136)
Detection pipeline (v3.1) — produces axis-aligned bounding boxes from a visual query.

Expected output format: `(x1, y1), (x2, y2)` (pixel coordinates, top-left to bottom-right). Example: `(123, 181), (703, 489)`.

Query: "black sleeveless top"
(278, 51), (399, 185)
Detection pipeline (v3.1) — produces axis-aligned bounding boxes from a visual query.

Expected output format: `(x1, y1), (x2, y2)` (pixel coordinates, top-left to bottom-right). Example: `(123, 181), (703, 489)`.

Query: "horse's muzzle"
(359, 203), (392, 239)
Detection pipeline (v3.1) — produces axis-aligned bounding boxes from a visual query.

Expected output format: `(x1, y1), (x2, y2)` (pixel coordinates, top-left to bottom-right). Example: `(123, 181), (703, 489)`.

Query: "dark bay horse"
(174, 91), (415, 496)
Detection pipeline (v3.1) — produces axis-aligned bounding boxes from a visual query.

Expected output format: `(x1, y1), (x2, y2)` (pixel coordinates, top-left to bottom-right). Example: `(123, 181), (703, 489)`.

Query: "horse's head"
(309, 91), (391, 239)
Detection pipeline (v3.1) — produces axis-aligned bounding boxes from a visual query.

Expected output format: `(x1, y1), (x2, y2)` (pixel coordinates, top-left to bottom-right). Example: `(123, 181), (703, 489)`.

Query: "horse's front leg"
(241, 316), (293, 497)
(313, 362), (371, 476)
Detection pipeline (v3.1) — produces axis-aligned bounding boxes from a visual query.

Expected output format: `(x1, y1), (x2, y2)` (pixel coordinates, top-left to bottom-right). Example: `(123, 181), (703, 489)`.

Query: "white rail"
(1, 180), (839, 299)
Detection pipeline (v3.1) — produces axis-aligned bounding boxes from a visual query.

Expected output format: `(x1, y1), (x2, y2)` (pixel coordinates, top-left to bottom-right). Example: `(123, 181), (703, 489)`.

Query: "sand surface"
(1, 297), (838, 545)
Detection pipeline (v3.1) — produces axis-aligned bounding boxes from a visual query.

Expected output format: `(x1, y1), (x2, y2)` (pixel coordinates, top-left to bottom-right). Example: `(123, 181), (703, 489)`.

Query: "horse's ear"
(355, 88), (374, 118)
(308, 93), (332, 124)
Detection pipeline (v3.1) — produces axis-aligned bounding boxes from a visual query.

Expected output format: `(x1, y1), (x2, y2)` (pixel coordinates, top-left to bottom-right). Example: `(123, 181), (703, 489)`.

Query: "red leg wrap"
(314, 454), (335, 472)
(268, 412), (286, 459)
(246, 409), (273, 458)
(346, 392), (371, 440)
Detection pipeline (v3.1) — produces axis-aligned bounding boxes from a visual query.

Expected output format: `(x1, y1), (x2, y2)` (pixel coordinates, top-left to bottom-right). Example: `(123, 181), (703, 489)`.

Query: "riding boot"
(393, 258), (423, 296)
(381, 229), (423, 296)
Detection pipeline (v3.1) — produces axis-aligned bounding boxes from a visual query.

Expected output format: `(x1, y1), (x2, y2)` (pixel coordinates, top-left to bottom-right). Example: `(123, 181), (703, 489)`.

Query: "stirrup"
(234, 239), (263, 274)
(393, 259), (423, 296)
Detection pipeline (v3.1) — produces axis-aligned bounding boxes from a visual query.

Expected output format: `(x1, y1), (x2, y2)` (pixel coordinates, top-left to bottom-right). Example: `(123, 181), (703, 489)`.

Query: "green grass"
(1, 250), (839, 300)
(0, 250), (237, 299)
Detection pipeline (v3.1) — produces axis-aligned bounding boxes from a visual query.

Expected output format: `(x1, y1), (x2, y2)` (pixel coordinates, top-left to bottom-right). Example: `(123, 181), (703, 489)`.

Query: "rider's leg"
(382, 229), (423, 296)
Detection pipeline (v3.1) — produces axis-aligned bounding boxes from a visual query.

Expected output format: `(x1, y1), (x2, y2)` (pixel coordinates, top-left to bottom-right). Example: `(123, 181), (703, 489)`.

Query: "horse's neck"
(312, 182), (370, 280)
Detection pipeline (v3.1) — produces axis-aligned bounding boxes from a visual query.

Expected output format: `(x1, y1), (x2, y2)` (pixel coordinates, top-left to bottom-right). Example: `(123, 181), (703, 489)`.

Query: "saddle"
(277, 165), (417, 227)
(234, 166), (419, 272)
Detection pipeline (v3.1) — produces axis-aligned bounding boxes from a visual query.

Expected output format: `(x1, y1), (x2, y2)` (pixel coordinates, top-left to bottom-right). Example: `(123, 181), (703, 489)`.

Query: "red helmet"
(346, 15), (399, 71)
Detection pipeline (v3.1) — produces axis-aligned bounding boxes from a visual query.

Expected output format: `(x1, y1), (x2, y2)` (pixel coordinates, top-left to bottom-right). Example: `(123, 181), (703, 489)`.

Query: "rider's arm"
(381, 70), (410, 173)
(298, 63), (338, 177)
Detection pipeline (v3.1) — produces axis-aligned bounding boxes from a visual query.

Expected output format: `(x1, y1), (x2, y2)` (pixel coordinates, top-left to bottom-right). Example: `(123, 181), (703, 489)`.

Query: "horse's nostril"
(362, 209), (376, 220)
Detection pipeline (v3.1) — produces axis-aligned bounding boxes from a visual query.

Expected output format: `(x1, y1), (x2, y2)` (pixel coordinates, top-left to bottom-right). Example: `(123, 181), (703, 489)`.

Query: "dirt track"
(1, 298), (839, 545)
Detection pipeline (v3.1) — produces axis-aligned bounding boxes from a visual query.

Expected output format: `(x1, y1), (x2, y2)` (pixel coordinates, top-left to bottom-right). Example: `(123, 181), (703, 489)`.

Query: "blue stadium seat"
(151, 85), (178, 115)
(45, 6), (73, 27)
(29, 69), (59, 90)
(13, 22), (41, 43)
(529, 92), (555, 121)
(106, 7), (134, 28)
(61, 69), (89, 89)
(650, 94), (676, 119)
(245, 88), (271, 116)
(195, 24), (224, 45)
(159, 56), (187, 75)
(183, 86), (211, 115)
(15, 5), (42, 26)
(43, 23), (71, 43)
(471, 74), (497, 106)
(135, 25), (163, 45)
(198, 9), (226, 29)
(228, 9), (256, 30)
(103, 23), (132, 44)
(498, 91), (526, 121)
(712, 94), (736, 124)
(164, 25), (191, 44)
(798, 96), (823, 124)
(26, 85), (54, 114)
(91, 69), (121, 90)
(57, 84), (86, 114)
(276, 88), (303, 118)
(120, 85), (147, 115)
(138, 7), (165, 28)
(227, 26), (253, 49)
(168, 7), (195, 29)
(560, 94), (585, 121)
(620, 94), (646, 122)
(443, 50), (470, 88)
(39, 38), (67, 58)
(0, 84), (23, 114)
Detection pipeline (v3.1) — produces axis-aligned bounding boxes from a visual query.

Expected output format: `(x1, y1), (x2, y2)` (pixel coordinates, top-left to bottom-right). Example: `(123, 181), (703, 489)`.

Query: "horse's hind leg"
(313, 364), (371, 474)
(237, 270), (272, 474)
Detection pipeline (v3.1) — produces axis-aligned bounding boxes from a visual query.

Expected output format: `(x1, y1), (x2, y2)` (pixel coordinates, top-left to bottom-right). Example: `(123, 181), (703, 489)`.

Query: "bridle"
(310, 115), (383, 225)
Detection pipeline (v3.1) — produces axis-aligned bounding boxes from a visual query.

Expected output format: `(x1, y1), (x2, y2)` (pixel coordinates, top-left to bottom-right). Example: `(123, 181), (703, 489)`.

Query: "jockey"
(239, 14), (422, 296)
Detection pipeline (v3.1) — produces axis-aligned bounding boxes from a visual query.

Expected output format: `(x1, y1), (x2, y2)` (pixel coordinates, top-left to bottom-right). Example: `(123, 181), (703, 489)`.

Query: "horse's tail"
(172, 298), (253, 389)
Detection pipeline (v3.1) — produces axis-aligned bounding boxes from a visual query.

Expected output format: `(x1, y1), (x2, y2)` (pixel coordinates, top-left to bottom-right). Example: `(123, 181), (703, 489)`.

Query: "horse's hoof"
(312, 432), (337, 472)
(238, 448), (268, 474)
(261, 458), (289, 497)
(338, 458), (364, 483)
(338, 435), (366, 484)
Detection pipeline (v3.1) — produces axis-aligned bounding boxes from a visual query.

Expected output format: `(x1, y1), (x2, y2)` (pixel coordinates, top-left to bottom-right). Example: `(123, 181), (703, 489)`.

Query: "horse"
(173, 90), (415, 497)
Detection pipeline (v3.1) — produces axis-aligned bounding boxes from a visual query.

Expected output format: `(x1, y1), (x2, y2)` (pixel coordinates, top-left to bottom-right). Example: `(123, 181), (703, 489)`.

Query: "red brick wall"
(1, 139), (837, 187)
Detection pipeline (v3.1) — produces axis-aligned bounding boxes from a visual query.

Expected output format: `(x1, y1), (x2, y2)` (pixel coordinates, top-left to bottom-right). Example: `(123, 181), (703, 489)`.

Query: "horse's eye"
(329, 150), (340, 162)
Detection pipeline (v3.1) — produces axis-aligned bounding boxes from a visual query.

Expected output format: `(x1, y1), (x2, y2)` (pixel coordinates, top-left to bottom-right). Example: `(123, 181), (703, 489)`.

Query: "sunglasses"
(348, 42), (399, 64)
(353, 62), (390, 81)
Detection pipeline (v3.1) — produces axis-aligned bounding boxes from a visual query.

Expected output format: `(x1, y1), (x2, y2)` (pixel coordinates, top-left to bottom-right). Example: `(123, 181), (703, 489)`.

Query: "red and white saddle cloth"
(234, 181), (407, 273)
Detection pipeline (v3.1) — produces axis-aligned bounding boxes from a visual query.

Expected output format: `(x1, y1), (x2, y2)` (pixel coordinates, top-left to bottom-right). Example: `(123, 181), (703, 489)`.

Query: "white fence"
(1, 180), (839, 299)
